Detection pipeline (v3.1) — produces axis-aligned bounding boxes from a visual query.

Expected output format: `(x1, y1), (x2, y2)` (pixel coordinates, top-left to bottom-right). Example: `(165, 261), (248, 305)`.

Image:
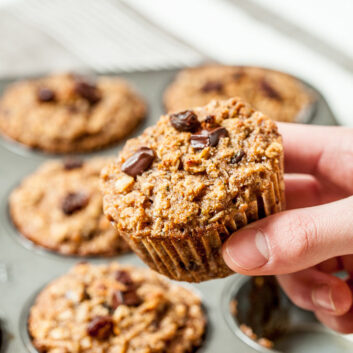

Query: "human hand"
(222, 123), (353, 333)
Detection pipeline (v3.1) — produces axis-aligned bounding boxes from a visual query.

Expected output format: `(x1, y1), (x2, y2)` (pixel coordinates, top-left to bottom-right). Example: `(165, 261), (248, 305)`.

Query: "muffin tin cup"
(121, 165), (285, 283)
(0, 68), (342, 353)
(222, 275), (353, 353)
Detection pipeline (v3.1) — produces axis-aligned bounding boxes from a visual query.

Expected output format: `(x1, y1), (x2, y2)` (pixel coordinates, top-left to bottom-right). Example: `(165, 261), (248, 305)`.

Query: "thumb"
(222, 196), (353, 275)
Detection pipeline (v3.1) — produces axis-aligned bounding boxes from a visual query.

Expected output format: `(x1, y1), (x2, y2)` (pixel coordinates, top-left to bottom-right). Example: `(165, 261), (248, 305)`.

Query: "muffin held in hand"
(164, 65), (315, 123)
(101, 98), (285, 282)
(0, 73), (146, 153)
(10, 157), (130, 257)
(28, 262), (206, 353)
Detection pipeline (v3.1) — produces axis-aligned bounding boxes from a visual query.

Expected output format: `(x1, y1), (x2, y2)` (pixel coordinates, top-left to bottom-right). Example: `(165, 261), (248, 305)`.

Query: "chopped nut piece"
(114, 175), (134, 192)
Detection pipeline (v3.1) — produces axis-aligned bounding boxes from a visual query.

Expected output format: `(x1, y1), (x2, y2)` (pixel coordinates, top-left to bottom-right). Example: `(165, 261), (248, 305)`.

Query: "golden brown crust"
(10, 157), (130, 257)
(164, 65), (315, 123)
(101, 97), (285, 281)
(0, 73), (146, 153)
(28, 262), (206, 353)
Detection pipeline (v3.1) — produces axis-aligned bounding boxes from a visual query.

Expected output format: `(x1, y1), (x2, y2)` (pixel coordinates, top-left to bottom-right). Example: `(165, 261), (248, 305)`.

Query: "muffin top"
(0, 73), (146, 153)
(28, 262), (206, 353)
(10, 157), (129, 256)
(164, 65), (315, 123)
(101, 98), (283, 239)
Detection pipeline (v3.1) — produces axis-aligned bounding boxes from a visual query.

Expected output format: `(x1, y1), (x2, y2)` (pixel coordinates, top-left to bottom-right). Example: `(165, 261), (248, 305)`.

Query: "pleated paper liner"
(122, 165), (285, 283)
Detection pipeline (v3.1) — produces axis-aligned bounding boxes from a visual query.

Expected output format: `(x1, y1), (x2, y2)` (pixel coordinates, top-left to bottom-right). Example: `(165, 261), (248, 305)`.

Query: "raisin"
(170, 110), (200, 132)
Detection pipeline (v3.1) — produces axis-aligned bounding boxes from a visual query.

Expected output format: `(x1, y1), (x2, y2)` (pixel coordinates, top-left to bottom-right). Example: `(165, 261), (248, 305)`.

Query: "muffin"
(28, 262), (206, 353)
(164, 65), (315, 123)
(101, 97), (285, 282)
(0, 73), (146, 153)
(10, 157), (130, 256)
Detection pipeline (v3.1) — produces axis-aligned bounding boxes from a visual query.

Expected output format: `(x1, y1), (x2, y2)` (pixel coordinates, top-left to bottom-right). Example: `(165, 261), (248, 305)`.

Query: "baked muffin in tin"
(10, 157), (130, 257)
(28, 262), (206, 353)
(164, 65), (315, 123)
(0, 73), (146, 153)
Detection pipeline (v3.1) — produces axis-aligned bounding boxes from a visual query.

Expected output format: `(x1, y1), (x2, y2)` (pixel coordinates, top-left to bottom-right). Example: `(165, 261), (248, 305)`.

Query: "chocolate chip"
(63, 158), (84, 170)
(201, 80), (223, 93)
(75, 79), (101, 105)
(231, 150), (245, 164)
(115, 270), (134, 287)
(170, 110), (200, 132)
(260, 80), (282, 100)
(121, 147), (155, 177)
(112, 289), (141, 309)
(87, 316), (113, 340)
(61, 192), (89, 215)
(37, 87), (56, 102)
(191, 127), (228, 149)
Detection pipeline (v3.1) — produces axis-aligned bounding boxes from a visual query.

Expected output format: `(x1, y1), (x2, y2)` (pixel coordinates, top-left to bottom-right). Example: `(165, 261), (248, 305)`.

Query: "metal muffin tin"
(0, 68), (344, 353)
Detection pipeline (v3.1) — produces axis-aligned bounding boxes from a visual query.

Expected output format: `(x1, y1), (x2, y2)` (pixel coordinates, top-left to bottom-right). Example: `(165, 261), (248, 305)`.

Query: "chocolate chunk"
(260, 80), (282, 100)
(61, 192), (89, 215)
(201, 80), (223, 93)
(170, 110), (200, 132)
(208, 127), (229, 146)
(121, 147), (155, 177)
(37, 87), (56, 102)
(112, 289), (141, 309)
(87, 316), (113, 340)
(75, 79), (101, 105)
(191, 127), (228, 149)
(63, 158), (84, 170)
(190, 132), (210, 150)
(115, 270), (134, 287)
(231, 150), (245, 164)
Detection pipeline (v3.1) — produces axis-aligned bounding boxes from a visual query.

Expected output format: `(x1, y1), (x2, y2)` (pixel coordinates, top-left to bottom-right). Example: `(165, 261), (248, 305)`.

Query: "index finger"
(278, 123), (353, 193)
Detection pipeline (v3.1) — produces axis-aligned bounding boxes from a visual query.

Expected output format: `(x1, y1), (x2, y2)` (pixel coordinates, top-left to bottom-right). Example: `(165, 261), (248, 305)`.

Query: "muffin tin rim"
(0, 68), (341, 353)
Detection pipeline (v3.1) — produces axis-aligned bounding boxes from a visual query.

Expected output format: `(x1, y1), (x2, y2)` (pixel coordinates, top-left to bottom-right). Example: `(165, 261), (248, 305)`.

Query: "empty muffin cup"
(222, 275), (353, 353)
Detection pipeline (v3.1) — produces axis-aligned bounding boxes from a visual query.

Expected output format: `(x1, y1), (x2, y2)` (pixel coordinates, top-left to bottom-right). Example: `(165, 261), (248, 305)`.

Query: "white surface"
(125, 0), (353, 126)
(253, 0), (353, 58)
(7, 0), (202, 73)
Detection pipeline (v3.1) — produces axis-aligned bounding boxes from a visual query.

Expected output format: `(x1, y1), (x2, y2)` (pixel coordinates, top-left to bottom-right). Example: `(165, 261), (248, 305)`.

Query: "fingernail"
(312, 285), (335, 312)
(225, 228), (269, 270)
